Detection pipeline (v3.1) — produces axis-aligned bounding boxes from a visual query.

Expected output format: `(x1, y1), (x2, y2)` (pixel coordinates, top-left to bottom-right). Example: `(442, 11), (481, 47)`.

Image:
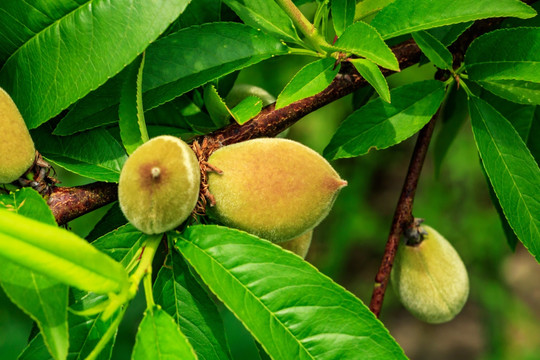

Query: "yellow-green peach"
(0, 88), (35, 183)
(118, 135), (200, 234)
(207, 138), (346, 242)
(391, 225), (469, 324)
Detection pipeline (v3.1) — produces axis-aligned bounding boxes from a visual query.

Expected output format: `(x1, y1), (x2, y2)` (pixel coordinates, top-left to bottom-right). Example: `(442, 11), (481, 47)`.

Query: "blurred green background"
(1, 54), (539, 360)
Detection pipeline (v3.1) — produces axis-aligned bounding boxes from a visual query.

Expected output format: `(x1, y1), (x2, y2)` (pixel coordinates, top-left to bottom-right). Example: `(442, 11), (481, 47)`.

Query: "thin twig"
(369, 112), (439, 317)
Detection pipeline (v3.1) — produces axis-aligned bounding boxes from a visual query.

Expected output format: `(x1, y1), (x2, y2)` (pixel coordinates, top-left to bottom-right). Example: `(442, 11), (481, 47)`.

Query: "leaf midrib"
(178, 239), (316, 360)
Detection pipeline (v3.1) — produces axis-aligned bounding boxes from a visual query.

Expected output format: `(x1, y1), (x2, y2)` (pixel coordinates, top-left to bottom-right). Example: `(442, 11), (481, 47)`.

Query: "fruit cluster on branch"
(40, 15), (510, 225)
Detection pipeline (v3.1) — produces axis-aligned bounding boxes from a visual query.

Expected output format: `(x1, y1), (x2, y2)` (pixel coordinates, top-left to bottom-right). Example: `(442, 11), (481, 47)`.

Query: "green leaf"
(529, 108), (540, 164)
(324, 80), (446, 160)
(204, 85), (233, 128)
(175, 225), (407, 360)
(119, 55), (149, 155)
(482, 169), (519, 251)
(479, 88), (536, 142)
(469, 96), (540, 262)
(154, 250), (232, 360)
(466, 28), (540, 82)
(0, 189), (68, 360)
(354, 0), (395, 21)
(230, 96), (263, 125)
(334, 21), (399, 71)
(433, 83), (469, 177)
(0, 2), (81, 63)
(87, 203), (128, 242)
(0, 0), (191, 129)
(143, 22), (289, 110)
(132, 307), (197, 360)
(427, 22), (473, 46)
(412, 31), (453, 70)
(223, 0), (301, 43)
(91, 224), (147, 269)
(276, 58), (340, 109)
(32, 125), (127, 183)
(53, 23), (283, 133)
(371, 0), (536, 40)
(53, 71), (128, 136)
(0, 208), (130, 294)
(476, 79), (540, 105)
(332, 0), (356, 36)
(19, 311), (115, 360)
(172, 0), (222, 30)
(349, 59), (391, 103)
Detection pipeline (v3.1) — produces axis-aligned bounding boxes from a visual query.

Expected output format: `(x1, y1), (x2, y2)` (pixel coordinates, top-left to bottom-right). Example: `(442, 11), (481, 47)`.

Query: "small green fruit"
(391, 225), (469, 324)
(279, 230), (313, 258)
(118, 135), (200, 234)
(207, 138), (346, 242)
(0, 88), (35, 183)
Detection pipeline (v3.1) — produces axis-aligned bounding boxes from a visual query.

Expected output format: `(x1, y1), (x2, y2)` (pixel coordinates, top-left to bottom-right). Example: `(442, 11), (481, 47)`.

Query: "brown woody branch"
(46, 16), (509, 225)
(368, 112), (438, 317)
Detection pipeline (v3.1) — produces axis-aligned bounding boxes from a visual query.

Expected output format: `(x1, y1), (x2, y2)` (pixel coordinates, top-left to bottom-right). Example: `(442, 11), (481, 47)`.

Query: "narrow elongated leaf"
(0, 209), (129, 294)
(335, 21), (399, 71)
(132, 307), (197, 360)
(324, 80), (445, 160)
(0, 0), (191, 129)
(0, 189), (68, 360)
(223, 0), (301, 43)
(53, 23), (283, 131)
(476, 80), (540, 105)
(371, 0), (536, 40)
(469, 96), (540, 262)
(32, 125), (127, 182)
(143, 22), (289, 110)
(466, 28), (540, 82)
(119, 55), (149, 155)
(332, 0), (356, 36)
(276, 58), (340, 109)
(154, 251), (232, 360)
(175, 225), (406, 360)
(412, 31), (453, 70)
(349, 59), (391, 103)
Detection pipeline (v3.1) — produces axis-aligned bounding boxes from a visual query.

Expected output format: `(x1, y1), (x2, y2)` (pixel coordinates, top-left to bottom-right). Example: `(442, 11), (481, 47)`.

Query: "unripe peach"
(0, 88), (35, 183)
(279, 230), (313, 258)
(207, 138), (346, 242)
(118, 135), (200, 234)
(391, 225), (469, 324)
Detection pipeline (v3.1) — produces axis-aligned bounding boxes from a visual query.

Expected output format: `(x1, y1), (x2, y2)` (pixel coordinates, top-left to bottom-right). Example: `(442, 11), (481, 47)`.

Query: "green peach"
(207, 138), (346, 242)
(0, 88), (35, 183)
(118, 135), (200, 234)
(391, 225), (469, 324)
